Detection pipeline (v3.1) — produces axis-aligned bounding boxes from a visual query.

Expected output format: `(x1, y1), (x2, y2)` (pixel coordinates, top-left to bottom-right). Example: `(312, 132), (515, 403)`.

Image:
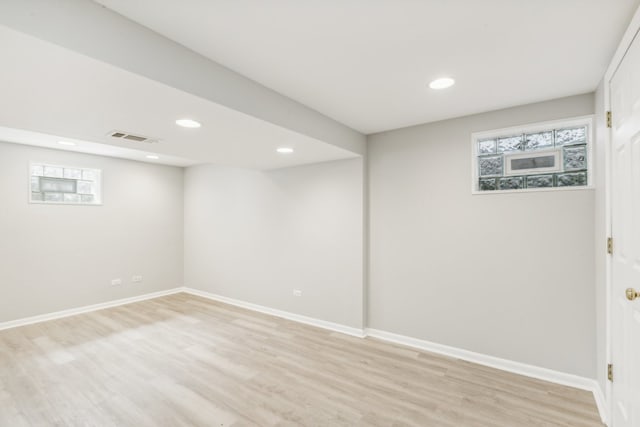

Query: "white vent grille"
(108, 131), (158, 143)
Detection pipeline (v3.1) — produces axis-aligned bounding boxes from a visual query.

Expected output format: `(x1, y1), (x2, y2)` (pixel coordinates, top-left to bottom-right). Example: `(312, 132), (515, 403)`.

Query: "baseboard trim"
(366, 328), (606, 424)
(0, 287), (184, 331)
(182, 287), (366, 338)
(592, 382), (608, 425)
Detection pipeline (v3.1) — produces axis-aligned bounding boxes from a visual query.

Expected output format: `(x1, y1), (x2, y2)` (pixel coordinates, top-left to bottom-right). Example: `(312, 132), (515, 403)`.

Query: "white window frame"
(29, 161), (103, 206)
(471, 115), (594, 195)
(504, 149), (562, 176)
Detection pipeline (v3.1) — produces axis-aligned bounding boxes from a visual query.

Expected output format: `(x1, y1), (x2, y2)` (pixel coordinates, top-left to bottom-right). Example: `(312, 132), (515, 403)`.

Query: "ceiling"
(95, 0), (640, 134)
(0, 25), (357, 169)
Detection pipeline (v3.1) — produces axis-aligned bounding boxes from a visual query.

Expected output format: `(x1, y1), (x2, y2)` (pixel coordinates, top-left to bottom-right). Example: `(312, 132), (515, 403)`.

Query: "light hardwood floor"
(0, 293), (602, 426)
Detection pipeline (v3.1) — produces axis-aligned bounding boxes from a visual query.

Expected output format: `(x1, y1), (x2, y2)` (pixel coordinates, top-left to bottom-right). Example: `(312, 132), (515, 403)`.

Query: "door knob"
(626, 288), (640, 301)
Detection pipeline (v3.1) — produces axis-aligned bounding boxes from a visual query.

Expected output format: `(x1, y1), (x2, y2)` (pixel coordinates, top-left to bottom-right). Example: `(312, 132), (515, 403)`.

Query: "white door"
(610, 28), (640, 427)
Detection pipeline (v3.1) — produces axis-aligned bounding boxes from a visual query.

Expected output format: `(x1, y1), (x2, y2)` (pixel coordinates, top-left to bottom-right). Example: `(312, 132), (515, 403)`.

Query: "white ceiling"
(0, 26), (358, 169)
(95, 0), (640, 134)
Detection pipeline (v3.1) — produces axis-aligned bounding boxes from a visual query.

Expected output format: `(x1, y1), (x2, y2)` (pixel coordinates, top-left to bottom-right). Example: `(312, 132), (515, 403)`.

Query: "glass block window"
(472, 118), (592, 193)
(30, 163), (102, 205)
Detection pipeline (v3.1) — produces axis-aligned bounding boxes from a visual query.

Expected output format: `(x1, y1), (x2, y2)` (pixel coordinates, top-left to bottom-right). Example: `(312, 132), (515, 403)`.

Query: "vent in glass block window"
(510, 155), (555, 170)
(504, 150), (560, 176)
(40, 178), (76, 193)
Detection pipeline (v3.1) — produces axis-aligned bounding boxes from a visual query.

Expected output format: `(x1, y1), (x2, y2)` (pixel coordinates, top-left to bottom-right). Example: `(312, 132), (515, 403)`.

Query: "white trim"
(182, 287), (366, 338)
(604, 6), (640, 84)
(602, 82), (614, 427)
(504, 148), (561, 176)
(593, 382), (609, 425)
(366, 328), (595, 390)
(0, 287), (184, 331)
(366, 328), (606, 423)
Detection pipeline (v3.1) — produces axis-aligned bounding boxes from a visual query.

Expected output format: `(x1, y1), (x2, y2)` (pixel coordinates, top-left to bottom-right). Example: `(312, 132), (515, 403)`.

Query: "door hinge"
(608, 363), (613, 382)
(607, 237), (614, 255)
(606, 111), (612, 128)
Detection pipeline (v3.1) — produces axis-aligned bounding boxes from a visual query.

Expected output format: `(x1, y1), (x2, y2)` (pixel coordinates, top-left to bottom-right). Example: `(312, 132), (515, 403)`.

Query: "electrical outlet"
(110, 278), (122, 286)
(293, 289), (302, 297)
(132, 275), (143, 283)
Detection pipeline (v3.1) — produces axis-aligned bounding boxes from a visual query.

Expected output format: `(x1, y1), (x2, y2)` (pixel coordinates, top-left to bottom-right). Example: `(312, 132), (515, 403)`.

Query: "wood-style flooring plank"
(0, 294), (603, 426)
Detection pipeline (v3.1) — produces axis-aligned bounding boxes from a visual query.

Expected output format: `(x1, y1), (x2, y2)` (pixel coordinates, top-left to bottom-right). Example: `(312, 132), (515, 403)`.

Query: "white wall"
(0, 142), (184, 322)
(368, 93), (596, 377)
(184, 159), (365, 329)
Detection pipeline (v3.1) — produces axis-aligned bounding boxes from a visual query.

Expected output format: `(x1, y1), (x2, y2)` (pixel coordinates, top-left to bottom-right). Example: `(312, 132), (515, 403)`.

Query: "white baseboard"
(366, 328), (607, 424)
(0, 287), (184, 331)
(182, 287), (366, 338)
(592, 383), (608, 425)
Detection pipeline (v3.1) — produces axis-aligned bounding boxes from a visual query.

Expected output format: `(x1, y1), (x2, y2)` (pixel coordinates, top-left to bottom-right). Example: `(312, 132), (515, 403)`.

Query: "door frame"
(604, 7), (640, 425)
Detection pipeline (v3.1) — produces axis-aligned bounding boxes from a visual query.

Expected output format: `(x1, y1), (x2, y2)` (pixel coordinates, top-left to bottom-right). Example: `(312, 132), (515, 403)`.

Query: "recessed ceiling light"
(176, 118), (201, 128)
(58, 141), (76, 146)
(276, 147), (294, 154)
(146, 155), (159, 160)
(429, 77), (455, 90)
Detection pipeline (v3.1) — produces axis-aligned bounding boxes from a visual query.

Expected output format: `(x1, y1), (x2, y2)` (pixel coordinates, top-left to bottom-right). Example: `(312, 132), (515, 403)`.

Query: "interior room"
(1, 1), (639, 426)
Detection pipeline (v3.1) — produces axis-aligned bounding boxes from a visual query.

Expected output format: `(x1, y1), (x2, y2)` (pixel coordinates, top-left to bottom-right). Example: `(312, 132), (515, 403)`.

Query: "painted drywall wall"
(184, 158), (364, 329)
(0, 0), (365, 155)
(368, 93), (596, 377)
(593, 81), (608, 392)
(0, 142), (183, 322)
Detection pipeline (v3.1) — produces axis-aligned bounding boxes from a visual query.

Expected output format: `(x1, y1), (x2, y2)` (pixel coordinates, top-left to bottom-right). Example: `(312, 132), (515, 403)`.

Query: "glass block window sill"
(472, 184), (594, 195)
(30, 200), (104, 206)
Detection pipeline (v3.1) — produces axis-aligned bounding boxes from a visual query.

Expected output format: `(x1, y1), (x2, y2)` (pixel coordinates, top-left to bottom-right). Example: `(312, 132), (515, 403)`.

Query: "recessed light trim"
(429, 77), (455, 90)
(58, 141), (76, 146)
(176, 118), (201, 128)
(146, 155), (160, 160)
(276, 147), (294, 154)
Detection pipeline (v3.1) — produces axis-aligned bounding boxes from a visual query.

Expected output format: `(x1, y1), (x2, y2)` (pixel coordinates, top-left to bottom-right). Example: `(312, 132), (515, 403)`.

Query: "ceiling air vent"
(108, 131), (158, 143)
